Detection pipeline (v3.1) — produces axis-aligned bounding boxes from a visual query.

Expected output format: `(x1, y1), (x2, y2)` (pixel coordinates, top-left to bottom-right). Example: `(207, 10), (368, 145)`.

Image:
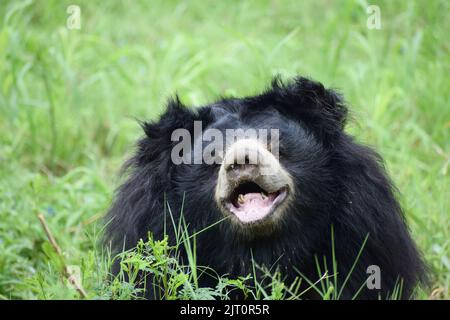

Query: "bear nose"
(226, 162), (260, 182)
(215, 138), (294, 202)
(223, 139), (267, 179)
(225, 155), (254, 170)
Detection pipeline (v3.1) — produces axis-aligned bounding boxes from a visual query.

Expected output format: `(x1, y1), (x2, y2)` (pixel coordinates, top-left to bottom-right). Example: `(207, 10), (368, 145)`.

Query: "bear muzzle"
(215, 138), (294, 228)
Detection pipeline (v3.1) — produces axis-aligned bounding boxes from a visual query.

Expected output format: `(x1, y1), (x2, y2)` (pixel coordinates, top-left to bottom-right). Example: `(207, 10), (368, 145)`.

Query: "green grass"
(0, 0), (448, 299)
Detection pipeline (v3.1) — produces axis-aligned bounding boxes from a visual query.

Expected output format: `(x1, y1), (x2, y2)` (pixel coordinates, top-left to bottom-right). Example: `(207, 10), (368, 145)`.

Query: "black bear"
(105, 76), (427, 299)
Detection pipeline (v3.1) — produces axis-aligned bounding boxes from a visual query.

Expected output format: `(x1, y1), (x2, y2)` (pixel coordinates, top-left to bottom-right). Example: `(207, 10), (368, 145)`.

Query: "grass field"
(0, 0), (448, 299)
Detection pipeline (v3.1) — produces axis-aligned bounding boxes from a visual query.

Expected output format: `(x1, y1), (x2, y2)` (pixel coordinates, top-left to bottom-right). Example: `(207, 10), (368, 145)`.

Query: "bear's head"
(161, 77), (347, 240)
(105, 76), (426, 299)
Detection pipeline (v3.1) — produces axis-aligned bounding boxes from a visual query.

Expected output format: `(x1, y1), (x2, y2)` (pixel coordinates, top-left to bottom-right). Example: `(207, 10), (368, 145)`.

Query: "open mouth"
(224, 181), (288, 224)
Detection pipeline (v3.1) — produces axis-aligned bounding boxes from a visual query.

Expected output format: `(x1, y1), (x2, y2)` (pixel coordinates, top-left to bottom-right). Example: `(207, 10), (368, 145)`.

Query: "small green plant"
(106, 217), (405, 300)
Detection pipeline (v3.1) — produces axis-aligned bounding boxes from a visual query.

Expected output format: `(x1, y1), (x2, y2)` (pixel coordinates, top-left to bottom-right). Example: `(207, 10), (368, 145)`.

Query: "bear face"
(105, 76), (427, 299)
(172, 99), (332, 238)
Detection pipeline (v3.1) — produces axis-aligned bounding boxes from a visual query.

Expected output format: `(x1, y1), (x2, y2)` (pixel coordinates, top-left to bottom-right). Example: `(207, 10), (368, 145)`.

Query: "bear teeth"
(237, 194), (245, 204)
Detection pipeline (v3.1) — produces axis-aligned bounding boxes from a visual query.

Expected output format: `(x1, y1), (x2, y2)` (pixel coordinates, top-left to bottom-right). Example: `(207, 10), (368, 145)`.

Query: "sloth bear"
(105, 76), (427, 299)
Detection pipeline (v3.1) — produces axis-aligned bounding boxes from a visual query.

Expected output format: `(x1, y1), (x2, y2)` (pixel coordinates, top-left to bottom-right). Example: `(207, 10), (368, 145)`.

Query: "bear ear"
(270, 76), (348, 142)
(134, 96), (197, 167)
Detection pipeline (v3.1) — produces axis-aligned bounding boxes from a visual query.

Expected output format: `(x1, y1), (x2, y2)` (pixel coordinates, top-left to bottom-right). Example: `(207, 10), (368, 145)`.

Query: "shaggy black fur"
(105, 76), (427, 299)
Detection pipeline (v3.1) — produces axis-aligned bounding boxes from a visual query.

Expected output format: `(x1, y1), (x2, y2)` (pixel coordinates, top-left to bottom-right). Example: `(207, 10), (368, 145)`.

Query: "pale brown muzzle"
(215, 139), (294, 226)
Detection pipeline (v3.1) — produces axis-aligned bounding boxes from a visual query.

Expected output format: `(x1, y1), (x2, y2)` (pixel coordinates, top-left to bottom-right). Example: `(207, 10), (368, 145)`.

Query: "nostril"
(225, 163), (235, 172)
(224, 147), (261, 171)
(226, 163), (243, 172)
(225, 162), (258, 173)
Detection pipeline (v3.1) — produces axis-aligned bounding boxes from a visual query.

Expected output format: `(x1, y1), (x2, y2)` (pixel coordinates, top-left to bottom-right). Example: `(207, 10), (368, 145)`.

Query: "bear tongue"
(232, 193), (275, 223)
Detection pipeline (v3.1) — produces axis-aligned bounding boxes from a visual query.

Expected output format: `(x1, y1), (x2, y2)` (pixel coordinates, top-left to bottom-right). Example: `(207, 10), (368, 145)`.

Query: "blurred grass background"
(0, 0), (448, 299)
